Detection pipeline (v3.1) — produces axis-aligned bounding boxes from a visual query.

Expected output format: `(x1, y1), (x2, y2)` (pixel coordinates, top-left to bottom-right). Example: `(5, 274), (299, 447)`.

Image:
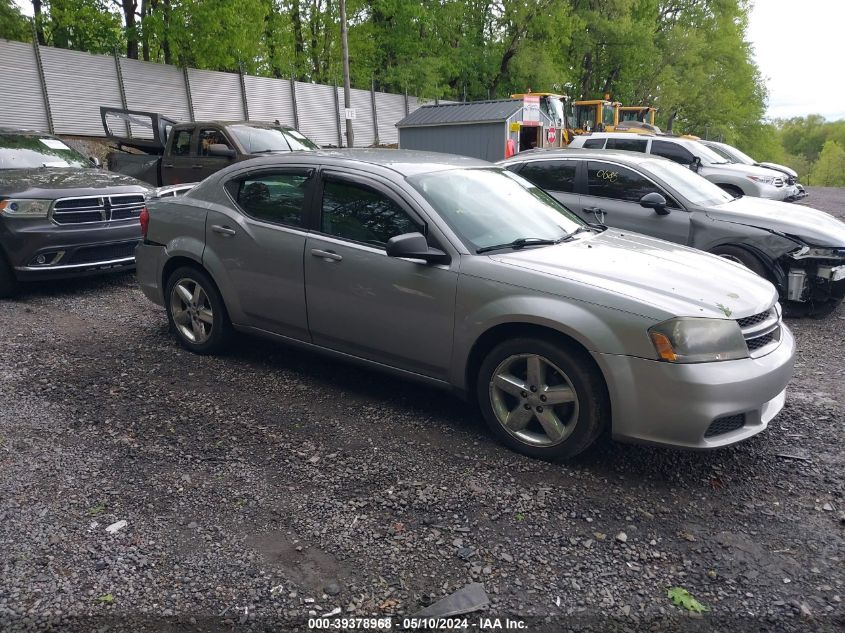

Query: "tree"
(0, 0), (31, 42)
(812, 140), (845, 187)
(39, 0), (125, 54)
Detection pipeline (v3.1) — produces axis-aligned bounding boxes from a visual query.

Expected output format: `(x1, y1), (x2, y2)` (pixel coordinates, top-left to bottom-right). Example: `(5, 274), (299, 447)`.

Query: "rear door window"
(606, 137), (648, 153)
(650, 140), (695, 165)
(235, 171), (311, 227)
(517, 160), (577, 192)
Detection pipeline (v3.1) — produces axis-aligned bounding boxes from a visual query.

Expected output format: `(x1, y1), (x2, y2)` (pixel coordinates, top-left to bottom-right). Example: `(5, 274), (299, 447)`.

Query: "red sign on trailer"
(547, 126), (557, 144)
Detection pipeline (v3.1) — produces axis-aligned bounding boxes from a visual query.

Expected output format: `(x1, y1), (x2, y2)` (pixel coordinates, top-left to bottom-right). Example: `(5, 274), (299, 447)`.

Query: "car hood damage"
(707, 197), (845, 248)
(490, 230), (777, 320)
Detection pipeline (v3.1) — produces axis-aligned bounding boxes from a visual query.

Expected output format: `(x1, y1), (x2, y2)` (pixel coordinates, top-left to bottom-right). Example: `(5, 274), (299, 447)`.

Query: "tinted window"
(650, 140), (694, 165)
(587, 161), (665, 203)
(321, 180), (419, 247)
(171, 129), (193, 156)
(583, 138), (605, 149)
(199, 128), (232, 156)
(606, 137), (648, 153)
(518, 161), (577, 193)
(236, 172), (310, 227)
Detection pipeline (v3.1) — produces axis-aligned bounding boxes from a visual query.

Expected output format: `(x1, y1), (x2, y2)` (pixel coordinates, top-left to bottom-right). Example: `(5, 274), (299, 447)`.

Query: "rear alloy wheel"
(0, 252), (18, 299)
(165, 266), (230, 354)
(477, 337), (608, 460)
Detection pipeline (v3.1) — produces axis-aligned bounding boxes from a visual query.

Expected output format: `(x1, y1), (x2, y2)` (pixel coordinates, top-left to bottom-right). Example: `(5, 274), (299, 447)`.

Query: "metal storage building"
(396, 99), (554, 162)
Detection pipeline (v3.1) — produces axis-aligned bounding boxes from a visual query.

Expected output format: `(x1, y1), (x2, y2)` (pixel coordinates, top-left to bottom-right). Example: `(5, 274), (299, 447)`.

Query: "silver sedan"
(135, 150), (794, 460)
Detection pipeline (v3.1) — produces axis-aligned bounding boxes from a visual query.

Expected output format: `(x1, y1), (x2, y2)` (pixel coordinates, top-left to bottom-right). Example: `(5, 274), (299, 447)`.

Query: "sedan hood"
(707, 196), (845, 247)
(491, 230), (777, 319)
(0, 168), (151, 199)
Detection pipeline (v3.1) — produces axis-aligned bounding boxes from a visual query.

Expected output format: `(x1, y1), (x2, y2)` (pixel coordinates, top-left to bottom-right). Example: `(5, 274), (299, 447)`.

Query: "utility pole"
(339, 0), (354, 148)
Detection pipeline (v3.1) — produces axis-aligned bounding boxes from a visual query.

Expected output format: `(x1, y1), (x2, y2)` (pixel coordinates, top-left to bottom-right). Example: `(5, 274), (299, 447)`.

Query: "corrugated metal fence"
(0, 38), (429, 147)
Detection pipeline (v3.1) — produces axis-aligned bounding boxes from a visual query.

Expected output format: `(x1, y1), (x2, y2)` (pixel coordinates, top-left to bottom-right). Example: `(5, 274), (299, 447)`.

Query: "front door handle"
(191, 164), (203, 169)
(211, 224), (236, 237)
(311, 248), (343, 262)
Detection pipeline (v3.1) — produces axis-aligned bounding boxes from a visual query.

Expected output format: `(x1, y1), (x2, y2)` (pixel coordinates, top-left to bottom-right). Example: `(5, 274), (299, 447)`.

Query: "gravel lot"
(1, 188), (843, 633)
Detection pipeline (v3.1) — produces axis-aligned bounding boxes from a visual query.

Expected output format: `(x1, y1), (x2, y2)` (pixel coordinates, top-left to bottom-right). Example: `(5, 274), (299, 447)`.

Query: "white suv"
(568, 133), (792, 201)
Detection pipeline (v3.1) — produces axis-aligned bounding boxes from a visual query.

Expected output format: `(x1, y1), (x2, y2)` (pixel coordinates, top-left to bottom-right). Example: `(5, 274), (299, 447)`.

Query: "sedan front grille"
(52, 194), (145, 225)
(735, 306), (781, 358)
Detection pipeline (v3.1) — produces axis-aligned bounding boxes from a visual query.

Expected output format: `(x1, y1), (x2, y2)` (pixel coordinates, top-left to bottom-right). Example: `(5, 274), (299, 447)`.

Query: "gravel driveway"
(1, 189), (843, 633)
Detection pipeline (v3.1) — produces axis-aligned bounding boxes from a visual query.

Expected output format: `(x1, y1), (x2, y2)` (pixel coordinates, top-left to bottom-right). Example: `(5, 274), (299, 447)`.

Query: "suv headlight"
(649, 317), (748, 363)
(0, 199), (52, 218)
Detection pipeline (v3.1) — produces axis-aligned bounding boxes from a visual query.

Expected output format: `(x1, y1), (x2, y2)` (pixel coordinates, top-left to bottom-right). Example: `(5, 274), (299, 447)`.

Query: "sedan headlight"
(0, 199), (52, 218)
(649, 317), (748, 363)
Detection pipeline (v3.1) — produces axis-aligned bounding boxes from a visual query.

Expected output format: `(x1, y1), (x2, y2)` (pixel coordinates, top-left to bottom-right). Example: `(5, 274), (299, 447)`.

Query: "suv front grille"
(735, 306), (781, 358)
(704, 414), (745, 438)
(52, 194), (145, 225)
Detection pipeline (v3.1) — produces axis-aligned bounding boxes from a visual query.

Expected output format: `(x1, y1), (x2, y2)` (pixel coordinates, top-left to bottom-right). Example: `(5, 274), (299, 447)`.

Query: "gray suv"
(501, 149), (845, 316)
(136, 150), (794, 460)
(0, 128), (151, 297)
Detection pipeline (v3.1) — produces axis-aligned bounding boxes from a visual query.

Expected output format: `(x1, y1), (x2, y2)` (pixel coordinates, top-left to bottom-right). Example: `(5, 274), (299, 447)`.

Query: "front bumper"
(593, 324), (795, 449)
(2, 217), (141, 281)
(756, 183), (791, 201)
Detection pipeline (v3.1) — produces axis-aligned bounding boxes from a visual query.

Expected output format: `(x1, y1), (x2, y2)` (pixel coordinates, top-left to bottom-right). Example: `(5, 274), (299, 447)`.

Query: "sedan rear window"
(517, 160), (577, 193)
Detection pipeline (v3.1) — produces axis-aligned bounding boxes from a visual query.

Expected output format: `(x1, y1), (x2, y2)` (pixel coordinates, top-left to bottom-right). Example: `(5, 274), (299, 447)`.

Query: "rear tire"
(476, 337), (609, 461)
(0, 251), (18, 299)
(164, 266), (231, 354)
(710, 244), (770, 280)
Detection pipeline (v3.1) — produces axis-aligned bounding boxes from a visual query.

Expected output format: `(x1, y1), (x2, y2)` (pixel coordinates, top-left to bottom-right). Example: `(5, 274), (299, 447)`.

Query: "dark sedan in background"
(502, 149), (845, 316)
(0, 127), (151, 297)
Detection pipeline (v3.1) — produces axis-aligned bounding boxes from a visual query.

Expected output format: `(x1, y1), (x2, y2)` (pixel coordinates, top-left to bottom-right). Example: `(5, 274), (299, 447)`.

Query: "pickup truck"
(101, 107), (319, 187)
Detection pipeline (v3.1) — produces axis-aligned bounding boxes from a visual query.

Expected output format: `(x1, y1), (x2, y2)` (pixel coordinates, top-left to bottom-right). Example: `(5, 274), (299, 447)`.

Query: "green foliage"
(40, 0), (125, 54)
(667, 586), (709, 613)
(97, 593), (115, 604)
(0, 0), (31, 42)
(812, 140), (845, 187)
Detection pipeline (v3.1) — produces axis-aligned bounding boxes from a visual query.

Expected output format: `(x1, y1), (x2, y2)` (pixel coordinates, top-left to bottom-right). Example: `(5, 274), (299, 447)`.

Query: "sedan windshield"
(642, 158), (734, 206)
(408, 168), (584, 252)
(0, 134), (91, 169)
(229, 125), (319, 153)
(689, 140), (732, 165)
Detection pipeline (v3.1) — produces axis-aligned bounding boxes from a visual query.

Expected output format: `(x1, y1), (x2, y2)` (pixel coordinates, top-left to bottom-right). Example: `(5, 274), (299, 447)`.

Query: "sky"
(13, 0), (845, 122)
(747, 0), (845, 121)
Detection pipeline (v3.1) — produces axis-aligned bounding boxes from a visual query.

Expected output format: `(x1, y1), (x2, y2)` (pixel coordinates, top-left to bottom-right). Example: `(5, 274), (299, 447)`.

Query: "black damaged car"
(0, 128), (151, 298)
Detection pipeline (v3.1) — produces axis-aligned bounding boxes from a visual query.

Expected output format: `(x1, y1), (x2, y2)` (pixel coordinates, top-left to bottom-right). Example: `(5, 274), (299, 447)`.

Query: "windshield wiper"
(251, 149), (287, 154)
(477, 237), (565, 254)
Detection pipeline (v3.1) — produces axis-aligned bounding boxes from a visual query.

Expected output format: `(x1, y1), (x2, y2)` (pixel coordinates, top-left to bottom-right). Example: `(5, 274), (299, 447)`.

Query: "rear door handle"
(191, 164), (203, 169)
(211, 224), (236, 237)
(311, 248), (343, 262)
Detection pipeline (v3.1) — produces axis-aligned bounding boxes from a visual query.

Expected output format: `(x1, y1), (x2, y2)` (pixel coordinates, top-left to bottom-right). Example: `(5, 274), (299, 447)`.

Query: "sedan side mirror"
(386, 232), (449, 265)
(208, 144), (236, 158)
(640, 192), (670, 215)
(89, 156), (101, 168)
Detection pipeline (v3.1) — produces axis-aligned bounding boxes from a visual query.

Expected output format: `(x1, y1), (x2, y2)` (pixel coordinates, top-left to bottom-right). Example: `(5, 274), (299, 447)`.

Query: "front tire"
(477, 337), (609, 460)
(164, 266), (230, 354)
(710, 244), (770, 280)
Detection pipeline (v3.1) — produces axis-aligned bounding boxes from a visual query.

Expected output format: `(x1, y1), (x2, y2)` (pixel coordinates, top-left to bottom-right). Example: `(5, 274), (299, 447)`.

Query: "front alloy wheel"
(478, 337), (609, 460)
(489, 354), (579, 447)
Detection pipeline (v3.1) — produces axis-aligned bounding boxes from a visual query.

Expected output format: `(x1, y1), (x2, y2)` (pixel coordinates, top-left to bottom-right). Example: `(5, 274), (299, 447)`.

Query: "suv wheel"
(477, 337), (609, 460)
(0, 252), (18, 299)
(165, 266), (230, 354)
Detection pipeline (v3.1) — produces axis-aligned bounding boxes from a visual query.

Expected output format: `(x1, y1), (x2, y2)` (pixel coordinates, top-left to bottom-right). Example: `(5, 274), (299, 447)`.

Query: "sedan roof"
(501, 148), (664, 164)
(238, 148), (492, 177)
